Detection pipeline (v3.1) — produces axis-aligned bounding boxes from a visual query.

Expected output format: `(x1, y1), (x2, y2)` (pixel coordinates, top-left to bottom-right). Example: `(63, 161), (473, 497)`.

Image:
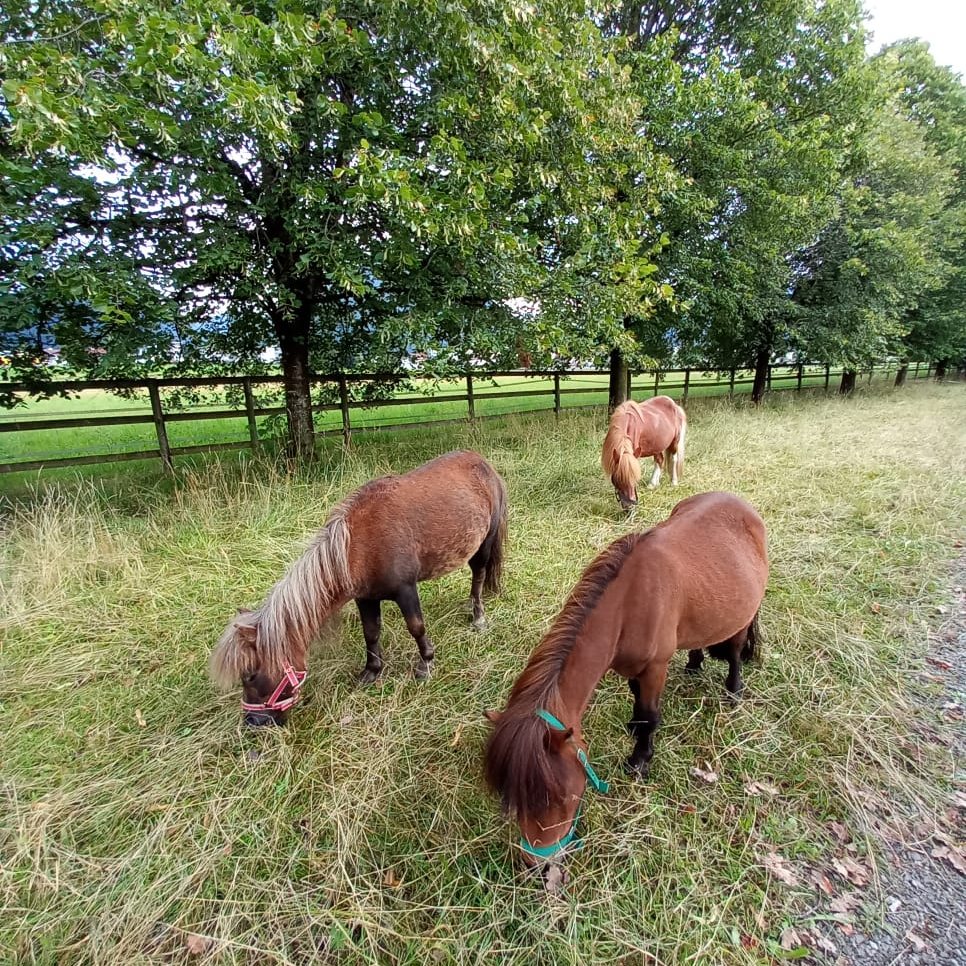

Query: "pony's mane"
(209, 500), (353, 687)
(601, 404), (642, 493)
(483, 533), (640, 818)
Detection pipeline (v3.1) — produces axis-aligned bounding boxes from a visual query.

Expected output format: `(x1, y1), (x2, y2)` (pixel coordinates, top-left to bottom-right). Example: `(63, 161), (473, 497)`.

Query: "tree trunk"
(894, 362), (908, 387)
(276, 314), (315, 462)
(839, 368), (857, 395)
(934, 359), (948, 382)
(751, 347), (770, 405)
(608, 347), (629, 411)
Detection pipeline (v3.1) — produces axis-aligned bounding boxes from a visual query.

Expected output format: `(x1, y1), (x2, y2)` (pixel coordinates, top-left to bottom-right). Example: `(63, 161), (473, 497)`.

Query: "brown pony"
(211, 450), (507, 727)
(601, 395), (687, 510)
(484, 491), (767, 874)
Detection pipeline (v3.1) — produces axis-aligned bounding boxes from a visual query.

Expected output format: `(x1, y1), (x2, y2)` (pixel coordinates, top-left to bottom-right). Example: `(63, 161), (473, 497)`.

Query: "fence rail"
(0, 361), (935, 475)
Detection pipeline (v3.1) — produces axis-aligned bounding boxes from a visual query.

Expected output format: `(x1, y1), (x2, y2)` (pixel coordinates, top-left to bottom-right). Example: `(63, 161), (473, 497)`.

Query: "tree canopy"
(2, 0), (964, 453)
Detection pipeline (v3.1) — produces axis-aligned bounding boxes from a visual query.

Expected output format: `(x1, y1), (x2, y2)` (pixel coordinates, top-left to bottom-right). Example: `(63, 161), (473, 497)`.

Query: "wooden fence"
(0, 361), (935, 475)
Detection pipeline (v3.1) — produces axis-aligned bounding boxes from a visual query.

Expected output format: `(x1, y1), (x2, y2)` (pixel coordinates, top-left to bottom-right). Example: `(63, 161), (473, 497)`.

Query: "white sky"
(863, 0), (966, 77)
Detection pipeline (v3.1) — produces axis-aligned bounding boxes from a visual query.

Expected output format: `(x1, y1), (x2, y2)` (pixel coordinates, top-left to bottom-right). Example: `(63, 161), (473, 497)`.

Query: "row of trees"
(2, 0), (964, 457)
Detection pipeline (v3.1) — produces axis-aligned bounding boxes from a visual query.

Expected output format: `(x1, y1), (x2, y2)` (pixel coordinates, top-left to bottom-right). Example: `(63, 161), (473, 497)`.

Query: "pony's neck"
(551, 618), (619, 732)
(258, 508), (354, 669)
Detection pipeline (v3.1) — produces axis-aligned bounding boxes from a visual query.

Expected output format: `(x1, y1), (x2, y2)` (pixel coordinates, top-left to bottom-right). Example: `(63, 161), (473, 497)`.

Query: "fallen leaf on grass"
(905, 928), (928, 952)
(744, 780), (779, 797)
(809, 869), (835, 895)
(761, 851), (800, 886)
(837, 922), (855, 936)
(887, 896), (903, 913)
(339, 714), (353, 727)
(185, 933), (212, 956)
(450, 725), (463, 748)
(827, 821), (851, 844)
(931, 845), (966, 876)
(543, 863), (568, 896)
(690, 762), (718, 783)
(802, 929), (838, 955)
(779, 926), (802, 950)
(926, 656), (952, 671)
(135, 709), (147, 728)
(869, 602), (881, 614)
(382, 869), (403, 888)
(828, 892), (862, 916)
(831, 855), (870, 887)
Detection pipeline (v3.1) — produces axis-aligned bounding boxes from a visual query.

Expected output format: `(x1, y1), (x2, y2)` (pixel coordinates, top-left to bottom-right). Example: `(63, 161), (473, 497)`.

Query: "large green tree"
(1, 0), (668, 457)
(607, 0), (870, 405)
(788, 44), (961, 389)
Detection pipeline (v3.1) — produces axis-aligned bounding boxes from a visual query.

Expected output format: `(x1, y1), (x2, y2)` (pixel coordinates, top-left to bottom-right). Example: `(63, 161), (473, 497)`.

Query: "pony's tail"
(483, 475), (508, 596)
(741, 610), (761, 662)
(602, 425), (641, 494)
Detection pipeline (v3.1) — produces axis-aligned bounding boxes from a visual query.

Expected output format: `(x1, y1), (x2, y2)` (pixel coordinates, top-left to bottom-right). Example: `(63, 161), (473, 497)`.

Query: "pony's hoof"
(471, 617), (487, 632)
(414, 660), (433, 681)
(357, 667), (382, 686)
(623, 758), (650, 781)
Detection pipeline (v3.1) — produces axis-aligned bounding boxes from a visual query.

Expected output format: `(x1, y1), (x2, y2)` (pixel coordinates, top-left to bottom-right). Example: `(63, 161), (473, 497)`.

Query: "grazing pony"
(484, 491), (767, 874)
(601, 395), (687, 510)
(211, 450), (507, 726)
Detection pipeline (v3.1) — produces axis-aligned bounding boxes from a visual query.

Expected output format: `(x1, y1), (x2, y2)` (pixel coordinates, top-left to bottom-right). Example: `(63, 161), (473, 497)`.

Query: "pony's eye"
(242, 671), (257, 685)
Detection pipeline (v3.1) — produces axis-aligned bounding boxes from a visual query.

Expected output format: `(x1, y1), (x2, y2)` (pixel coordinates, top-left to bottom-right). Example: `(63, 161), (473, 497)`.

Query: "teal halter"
(519, 709), (610, 860)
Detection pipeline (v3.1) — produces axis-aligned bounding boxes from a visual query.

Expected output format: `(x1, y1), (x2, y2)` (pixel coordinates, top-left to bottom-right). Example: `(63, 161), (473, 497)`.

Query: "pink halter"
(241, 664), (307, 714)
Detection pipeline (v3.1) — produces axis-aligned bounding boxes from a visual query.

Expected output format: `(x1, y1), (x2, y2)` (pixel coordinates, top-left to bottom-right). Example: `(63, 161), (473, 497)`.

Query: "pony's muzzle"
(244, 709), (287, 728)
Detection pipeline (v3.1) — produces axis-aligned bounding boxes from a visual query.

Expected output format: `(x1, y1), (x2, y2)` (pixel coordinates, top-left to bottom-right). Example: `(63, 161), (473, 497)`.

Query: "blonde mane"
(209, 501), (353, 687)
(601, 403), (643, 495)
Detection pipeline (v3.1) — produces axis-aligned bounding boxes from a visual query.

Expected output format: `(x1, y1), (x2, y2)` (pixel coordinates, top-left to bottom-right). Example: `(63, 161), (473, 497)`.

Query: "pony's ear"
(483, 709), (502, 724)
(543, 726), (573, 752)
(232, 619), (258, 646)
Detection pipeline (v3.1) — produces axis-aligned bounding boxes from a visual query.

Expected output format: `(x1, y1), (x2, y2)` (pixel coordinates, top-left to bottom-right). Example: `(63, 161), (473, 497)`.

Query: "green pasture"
(1, 382), (963, 964)
(0, 366), (891, 470)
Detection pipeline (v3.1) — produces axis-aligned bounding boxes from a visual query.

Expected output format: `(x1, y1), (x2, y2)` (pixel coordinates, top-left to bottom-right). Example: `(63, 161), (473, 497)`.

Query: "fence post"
(148, 380), (173, 474)
(466, 372), (475, 422)
(242, 378), (259, 452)
(553, 372), (561, 419)
(625, 368), (632, 401)
(338, 375), (351, 444)
(653, 370), (661, 397)
(868, 367), (874, 386)
(682, 368), (690, 401)
(767, 365), (772, 391)
(824, 364), (830, 392)
(729, 368), (736, 397)
(797, 363), (804, 392)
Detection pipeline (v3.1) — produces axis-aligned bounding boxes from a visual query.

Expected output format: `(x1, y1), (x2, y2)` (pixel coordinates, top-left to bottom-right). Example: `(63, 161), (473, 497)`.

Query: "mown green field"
(0, 366), (885, 473)
(2, 381), (963, 965)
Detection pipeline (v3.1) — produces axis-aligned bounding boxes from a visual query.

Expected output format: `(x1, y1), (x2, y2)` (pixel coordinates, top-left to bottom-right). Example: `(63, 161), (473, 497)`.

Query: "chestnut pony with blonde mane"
(211, 450), (507, 727)
(484, 491), (767, 871)
(601, 395), (687, 510)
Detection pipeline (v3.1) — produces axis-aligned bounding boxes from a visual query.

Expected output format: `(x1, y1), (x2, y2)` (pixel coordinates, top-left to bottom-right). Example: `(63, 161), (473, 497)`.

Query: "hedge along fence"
(0, 361), (935, 475)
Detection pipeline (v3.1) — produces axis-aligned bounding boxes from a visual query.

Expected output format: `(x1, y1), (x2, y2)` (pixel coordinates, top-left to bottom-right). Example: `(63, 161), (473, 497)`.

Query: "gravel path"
(817, 568), (966, 966)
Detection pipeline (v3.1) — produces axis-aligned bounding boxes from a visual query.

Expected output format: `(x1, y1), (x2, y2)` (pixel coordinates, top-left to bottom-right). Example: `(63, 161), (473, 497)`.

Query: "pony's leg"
(356, 598), (384, 685)
(625, 661), (669, 778)
(707, 631), (749, 699)
(466, 540), (493, 629)
(667, 441), (685, 485)
(396, 583), (436, 679)
(648, 453), (665, 488)
(685, 649), (704, 674)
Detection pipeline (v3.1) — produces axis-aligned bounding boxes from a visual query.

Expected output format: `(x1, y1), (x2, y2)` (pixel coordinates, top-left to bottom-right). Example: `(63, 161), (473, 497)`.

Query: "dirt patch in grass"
(1, 383), (965, 965)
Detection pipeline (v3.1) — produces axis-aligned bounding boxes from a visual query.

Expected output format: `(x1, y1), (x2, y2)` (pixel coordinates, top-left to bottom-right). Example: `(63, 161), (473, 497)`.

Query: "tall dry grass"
(1, 383), (964, 965)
